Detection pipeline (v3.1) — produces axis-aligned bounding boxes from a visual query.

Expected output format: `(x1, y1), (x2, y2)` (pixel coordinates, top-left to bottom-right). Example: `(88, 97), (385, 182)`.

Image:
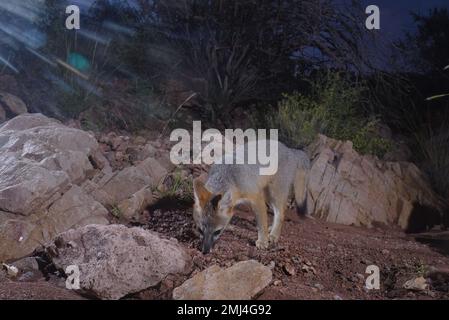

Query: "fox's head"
(192, 177), (233, 254)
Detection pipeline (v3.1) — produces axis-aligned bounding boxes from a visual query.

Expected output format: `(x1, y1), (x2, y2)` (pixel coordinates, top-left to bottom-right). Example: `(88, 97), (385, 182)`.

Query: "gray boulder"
(47, 224), (192, 300)
(0, 114), (109, 261)
(173, 260), (272, 300)
(0, 114), (100, 215)
(307, 135), (444, 229)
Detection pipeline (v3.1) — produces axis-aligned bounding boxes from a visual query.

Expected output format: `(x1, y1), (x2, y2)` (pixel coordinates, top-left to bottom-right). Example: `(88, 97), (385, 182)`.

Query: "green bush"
(399, 64), (449, 201)
(352, 120), (393, 157)
(53, 78), (163, 133)
(269, 73), (392, 157)
(56, 90), (99, 119)
(415, 130), (449, 199)
(418, 61), (449, 199)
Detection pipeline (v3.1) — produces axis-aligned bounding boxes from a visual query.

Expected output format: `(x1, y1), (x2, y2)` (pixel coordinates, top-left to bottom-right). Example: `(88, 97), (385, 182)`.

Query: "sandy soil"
(1, 200), (448, 300)
(141, 202), (449, 300)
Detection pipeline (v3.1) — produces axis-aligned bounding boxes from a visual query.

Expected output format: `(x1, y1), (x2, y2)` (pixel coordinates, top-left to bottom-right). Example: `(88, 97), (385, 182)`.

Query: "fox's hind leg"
(267, 191), (288, 245)
(294, 168), (308, 215)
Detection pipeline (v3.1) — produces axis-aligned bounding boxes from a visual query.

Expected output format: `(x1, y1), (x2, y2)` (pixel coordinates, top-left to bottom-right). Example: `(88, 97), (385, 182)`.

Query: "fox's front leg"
(251, 196), (269, 250)
(268, 202), (286, 245)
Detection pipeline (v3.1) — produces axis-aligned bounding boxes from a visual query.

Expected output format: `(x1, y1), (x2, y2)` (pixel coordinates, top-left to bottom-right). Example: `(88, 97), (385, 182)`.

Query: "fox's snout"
(200, 233), (215, 254)
(201, 241), (211, 254)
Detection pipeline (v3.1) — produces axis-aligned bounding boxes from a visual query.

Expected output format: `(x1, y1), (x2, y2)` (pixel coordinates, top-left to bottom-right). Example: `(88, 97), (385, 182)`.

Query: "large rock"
(47, 224), (192, 300)
(85, 156), (168, 220)
(307, 135), (444, 229)
(0, 113), (175, 262)
(0, 113), (58, 132)
(0, 185), (109, 262)
(173, 260), (272, 300)
(0, 114), (101, 215)
(0, 114), (110, 261)
(99, 157), (166, 205)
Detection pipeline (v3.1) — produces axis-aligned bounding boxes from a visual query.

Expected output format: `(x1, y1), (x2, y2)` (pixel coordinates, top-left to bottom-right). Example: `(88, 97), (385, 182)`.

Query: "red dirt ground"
(141, 204), (449, 300)
(2, 202), (449, 300)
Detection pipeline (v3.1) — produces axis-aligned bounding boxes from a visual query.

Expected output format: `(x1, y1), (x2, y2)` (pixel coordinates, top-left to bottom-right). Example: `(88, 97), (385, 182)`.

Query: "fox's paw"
(256, 238), (269, 250)
(269, 234), (280, 246)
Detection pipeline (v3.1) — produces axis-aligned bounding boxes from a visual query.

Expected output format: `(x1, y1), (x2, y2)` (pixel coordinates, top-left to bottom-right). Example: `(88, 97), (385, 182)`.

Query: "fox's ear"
(210, 194), (222, 210)
(193, 177), (212, 208)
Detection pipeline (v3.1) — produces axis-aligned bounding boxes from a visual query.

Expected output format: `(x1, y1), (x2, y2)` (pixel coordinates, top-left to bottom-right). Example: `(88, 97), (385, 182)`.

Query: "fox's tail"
(293, 151), (310, 216)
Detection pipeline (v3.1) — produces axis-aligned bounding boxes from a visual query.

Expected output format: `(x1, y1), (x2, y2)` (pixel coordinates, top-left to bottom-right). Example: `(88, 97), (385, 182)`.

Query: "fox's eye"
(198, 228), (204, 236)
(211, 194), (222, 209)
(213, 229), (222, 237)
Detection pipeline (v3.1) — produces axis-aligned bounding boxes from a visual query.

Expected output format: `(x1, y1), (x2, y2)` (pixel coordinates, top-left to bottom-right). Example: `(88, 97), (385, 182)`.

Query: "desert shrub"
(268, 73), (392, 157)
(36, 0), (372, 127)
(54, 74), (165, 132)
(415, 64), (449, 200)
(414, 128), (449, 199)
(155, 170), (194, 202)
(56, 91), (93, 119)
(81, 81), (165, 132)
(352, 119), (394, 157)
(101, 0), (369, 126)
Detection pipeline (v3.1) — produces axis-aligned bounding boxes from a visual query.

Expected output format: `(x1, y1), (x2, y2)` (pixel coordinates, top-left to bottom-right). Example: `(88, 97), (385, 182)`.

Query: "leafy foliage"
(407, 8), (449, 71)
(267, 73), (392, 157)
(414, 125), (449, 199)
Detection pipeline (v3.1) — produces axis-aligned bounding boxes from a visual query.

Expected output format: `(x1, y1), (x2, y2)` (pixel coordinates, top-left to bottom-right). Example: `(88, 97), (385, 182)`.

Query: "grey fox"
(193, 140), (310, 253)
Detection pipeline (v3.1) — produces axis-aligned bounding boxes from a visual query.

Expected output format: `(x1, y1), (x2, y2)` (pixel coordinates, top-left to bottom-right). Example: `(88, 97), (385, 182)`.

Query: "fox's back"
(205, 141), (304, 195)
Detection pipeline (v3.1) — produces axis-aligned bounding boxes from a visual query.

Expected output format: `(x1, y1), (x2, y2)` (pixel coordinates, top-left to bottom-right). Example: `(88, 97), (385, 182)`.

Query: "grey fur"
(195, 140), (310, 253)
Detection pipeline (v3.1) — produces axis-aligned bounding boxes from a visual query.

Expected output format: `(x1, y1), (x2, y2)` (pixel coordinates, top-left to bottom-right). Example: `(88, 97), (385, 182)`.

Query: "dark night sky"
(356, 1), (449, 69)
(361, 0), (449, 40)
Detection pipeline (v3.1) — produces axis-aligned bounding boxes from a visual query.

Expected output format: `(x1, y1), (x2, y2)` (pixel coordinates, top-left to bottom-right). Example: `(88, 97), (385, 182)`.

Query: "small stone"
(355, 273), (365, 281)
(111, 136), (124, 151)
(381, 249), (390, 255)
(134, 136), (147, 145)
(333, 294), (343, 300)
(403, 276), (428, 291)
(0, 91), (27, 115)
(314, 283), (324, 290)
(301, 265), (317, 274)
(2, 263), (18, 277)
(427, 290), (436, 298)
(292, 255), (302, 264)
(283, 263), (296, 276)
(115, 151), (127, 162)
